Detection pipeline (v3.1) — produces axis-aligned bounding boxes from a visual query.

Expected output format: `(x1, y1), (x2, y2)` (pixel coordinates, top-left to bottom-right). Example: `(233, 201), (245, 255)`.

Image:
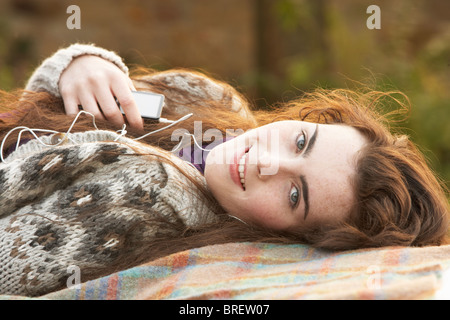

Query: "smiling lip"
(229, 148), (247, 191)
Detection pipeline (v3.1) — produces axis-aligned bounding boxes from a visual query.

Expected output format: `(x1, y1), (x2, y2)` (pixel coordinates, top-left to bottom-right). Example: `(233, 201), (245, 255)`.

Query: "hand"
(59, 55), (143, 129)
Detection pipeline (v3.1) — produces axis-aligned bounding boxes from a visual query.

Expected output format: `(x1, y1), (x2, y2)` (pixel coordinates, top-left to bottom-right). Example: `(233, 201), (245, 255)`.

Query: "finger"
(128, 77), (137, 91)
(78, 92), (106, 122)
(112, 83), (143, 130)
(60, 86), (80, 115)
(63, 96), (81, 116)
(95, 89), (125, 127)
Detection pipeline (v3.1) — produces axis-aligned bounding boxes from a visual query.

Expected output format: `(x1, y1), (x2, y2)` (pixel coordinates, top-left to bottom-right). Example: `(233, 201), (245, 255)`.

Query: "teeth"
(238, 152), (247, 189)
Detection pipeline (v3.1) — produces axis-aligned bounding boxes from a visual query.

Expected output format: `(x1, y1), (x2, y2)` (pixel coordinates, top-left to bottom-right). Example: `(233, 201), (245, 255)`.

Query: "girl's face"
(204, 120), (367, 231)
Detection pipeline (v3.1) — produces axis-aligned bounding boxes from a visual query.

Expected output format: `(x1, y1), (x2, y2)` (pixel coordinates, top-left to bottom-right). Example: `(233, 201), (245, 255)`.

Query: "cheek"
(232, 191), (291, 230)
(205, 163), (293, 230)
(205, 144), (225, 167)
(205, 167), (232, 200)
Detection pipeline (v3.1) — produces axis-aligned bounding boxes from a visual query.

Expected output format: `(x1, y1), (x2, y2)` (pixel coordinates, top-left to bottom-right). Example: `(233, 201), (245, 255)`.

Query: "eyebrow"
(304, 124), (319, 158)
(300, 175), (309, 220)
(299, 125), (317, 220)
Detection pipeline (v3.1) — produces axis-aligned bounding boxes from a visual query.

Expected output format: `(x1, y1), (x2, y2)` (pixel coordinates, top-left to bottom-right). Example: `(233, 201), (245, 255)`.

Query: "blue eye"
(289, 185), (299, 207)
(296, 132), (306, 151)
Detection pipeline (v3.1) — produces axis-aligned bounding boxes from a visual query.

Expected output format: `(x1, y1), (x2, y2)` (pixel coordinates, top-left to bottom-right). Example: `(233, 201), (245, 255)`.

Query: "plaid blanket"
(2, 242), (450, 300)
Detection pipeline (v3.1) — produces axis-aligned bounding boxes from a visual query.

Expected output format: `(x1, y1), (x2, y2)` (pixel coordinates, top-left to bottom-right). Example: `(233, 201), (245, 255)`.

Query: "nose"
(257, 151), (297, 178)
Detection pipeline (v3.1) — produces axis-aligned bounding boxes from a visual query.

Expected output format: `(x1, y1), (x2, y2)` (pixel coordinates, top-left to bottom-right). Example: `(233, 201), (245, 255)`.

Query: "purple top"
(177, 137), (232, 174)
(178, 145), (207, 174)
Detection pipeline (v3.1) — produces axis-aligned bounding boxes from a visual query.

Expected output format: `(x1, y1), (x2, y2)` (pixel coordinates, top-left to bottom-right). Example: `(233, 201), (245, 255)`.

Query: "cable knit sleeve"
(25, 43), (129, 97)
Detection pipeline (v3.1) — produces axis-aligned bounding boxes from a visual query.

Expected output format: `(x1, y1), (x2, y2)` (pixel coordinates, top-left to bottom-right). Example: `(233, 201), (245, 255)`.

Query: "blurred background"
(0, 0), (449, 188)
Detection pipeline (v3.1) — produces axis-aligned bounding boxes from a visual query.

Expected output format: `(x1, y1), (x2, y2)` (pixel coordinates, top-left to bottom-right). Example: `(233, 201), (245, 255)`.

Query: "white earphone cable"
(1, 111), (193, 162)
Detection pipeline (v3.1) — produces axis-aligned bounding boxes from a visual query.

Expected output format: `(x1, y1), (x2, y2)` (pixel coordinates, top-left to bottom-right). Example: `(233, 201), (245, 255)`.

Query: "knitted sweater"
(0, 130), (218, 296)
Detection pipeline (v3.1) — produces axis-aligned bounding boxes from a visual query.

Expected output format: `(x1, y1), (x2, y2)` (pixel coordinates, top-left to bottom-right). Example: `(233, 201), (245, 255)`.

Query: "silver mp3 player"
(118, 91), (165, 119)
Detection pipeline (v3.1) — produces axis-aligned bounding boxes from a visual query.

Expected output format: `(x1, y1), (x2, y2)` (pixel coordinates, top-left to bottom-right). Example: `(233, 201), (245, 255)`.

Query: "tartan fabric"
(3, 242), (446, 300)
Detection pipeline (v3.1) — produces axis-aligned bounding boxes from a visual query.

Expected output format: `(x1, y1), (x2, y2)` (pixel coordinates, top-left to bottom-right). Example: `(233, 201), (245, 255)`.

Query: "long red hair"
(1, 68), (449, 264)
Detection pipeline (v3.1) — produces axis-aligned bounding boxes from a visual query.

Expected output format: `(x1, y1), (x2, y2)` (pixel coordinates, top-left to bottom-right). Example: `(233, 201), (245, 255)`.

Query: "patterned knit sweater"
(0, 130), (218, 296)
